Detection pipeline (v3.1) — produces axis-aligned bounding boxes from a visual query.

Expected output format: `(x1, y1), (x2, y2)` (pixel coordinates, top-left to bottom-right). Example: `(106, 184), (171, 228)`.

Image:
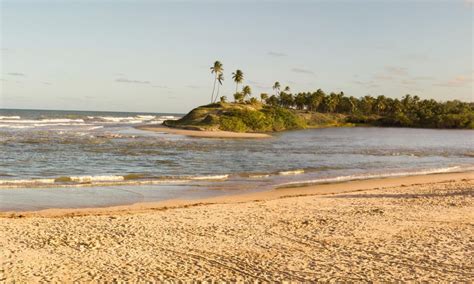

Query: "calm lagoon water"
(1, 109), (473, 211)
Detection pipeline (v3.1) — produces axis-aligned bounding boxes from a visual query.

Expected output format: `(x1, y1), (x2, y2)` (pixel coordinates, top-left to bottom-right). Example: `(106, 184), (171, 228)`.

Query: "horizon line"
(0, 107), (185, 115)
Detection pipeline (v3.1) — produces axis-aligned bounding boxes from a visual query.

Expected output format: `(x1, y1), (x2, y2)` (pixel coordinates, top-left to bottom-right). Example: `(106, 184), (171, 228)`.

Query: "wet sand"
(1, 172), (473, 281)
(136, 124), (271, 138)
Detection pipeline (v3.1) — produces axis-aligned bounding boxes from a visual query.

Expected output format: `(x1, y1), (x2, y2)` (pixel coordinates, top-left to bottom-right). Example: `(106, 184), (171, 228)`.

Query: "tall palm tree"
(214, 73), (224, 103)
(231, 70), (244, 94)
(210, 61), (223, 103)
(284, 86), (290, 93)
(273, 81), (281, 96)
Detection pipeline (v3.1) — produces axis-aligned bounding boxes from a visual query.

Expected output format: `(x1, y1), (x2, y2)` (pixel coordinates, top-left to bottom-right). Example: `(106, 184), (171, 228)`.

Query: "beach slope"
(1, 172), (473, 281)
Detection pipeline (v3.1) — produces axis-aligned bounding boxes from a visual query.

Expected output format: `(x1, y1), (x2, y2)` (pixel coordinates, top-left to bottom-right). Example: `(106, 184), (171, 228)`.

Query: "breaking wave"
(0, 173), (228, 188)
(278, 169), (305, 175)
(0, 116), (21, 120)
(0, 114), (179, 130)
(190, 175), (229, 181)
(277, 166), (471, 188)
(0, 165), (472, 190)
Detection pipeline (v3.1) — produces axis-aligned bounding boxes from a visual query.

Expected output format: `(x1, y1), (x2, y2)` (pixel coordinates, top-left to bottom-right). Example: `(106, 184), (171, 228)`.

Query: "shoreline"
(2, 170), (472, 281)
(2, 170), (472, 218)
(136, 124), (272, 138)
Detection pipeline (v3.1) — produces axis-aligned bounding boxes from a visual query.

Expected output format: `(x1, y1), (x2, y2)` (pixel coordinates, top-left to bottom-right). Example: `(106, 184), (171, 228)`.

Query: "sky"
(0, 0), (473, 113)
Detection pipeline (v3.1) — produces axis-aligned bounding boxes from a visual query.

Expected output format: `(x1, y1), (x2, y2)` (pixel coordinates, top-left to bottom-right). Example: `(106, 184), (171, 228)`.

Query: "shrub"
(235, 109), (271, 131)
(219, 116), (248, 132)
(263, 107), (306, 131)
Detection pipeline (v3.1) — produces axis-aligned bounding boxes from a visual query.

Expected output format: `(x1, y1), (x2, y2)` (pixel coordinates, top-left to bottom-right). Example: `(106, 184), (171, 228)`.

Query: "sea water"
(1, 109), (473, 210)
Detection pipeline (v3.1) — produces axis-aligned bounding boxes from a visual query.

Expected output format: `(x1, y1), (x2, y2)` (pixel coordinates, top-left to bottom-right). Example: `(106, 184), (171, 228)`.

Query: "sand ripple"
(1, 179), (473, 281)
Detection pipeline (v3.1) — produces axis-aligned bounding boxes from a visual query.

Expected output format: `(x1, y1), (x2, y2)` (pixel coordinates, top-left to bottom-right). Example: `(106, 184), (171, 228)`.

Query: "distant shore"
(1, 171), (472, 281)
(136, 124), (271, 138)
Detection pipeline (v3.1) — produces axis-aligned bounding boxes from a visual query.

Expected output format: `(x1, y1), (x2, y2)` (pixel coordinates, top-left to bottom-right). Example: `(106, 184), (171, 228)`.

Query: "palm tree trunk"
(211, 74), (217, 103)
(214, 83), (220, 103)
(235, 83), (238, 94)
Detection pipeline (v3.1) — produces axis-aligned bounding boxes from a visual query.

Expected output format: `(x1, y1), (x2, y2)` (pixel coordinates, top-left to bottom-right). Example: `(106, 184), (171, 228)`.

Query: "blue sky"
(1, 0), (472, 113)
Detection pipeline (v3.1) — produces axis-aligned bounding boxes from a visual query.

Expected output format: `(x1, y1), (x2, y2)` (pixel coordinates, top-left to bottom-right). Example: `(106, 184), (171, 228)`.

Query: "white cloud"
(7, 72), (26, 76)
(384, 66), (408, 76)
(291, 68), (314, 75)
(267, 51), (287, 57)
(435, 75), (473, 87)
(115, 78), (150, 84)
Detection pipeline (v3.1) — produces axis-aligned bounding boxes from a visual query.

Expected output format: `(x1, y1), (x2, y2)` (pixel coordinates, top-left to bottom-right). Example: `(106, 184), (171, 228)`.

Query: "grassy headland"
(163, 102), (351, 133)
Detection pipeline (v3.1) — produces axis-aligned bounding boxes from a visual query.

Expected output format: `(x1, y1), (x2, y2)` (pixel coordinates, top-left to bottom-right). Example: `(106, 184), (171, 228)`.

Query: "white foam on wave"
(249, 174), (271, 178)
(278, 166), (468, 187)
(1, 115), (177, 130)
(0, 177), (194, 188)
(99, 116), (135, 122)
(160, 115), (178, 120)
(70, 175), (125, 183)
(190, 174), (229, 181)
(33, 123), (93, 127)
(94, 116), (159, 124)
(137, 115), (155, 119)
(0, 118), (85, 124)
(0, 178), (55, 185)
(41, 119), (85, 123)
(279, 169), (305, 175)
(0, 116), (21, 120)
(0, 124), (33, 129)
(87, 126), (104, 130)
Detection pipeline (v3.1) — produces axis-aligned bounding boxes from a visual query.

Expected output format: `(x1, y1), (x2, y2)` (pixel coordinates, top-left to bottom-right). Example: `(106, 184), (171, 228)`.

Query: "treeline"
(207, 60), (473, 129)
(260, 90), (474, 129)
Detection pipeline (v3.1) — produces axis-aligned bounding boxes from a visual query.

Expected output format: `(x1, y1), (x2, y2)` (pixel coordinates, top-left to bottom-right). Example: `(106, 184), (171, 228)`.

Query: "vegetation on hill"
(168, 60), (474, 132)
(163, 102), (350, 132)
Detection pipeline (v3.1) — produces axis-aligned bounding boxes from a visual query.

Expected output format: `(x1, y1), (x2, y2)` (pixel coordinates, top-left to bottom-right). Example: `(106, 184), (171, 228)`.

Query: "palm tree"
(267, 95), (279, 106)
(260, 93), (269, 103)
(349, 96), (358, 113)
(272, 81), (281, 96)
(210, 61), (223, 103)
(234, 92), (244, 103)
(214, 73), (224, 102)
(231, 70), (244, 94)
(284, 86), (290, 93)
(375, 95), (387, 115)
(242, 85), (252, 101)
(295, 93), (306, 110)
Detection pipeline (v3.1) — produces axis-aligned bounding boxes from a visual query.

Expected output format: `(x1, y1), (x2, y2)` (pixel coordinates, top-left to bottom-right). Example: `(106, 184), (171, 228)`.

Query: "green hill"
(163, 102), (351, 133)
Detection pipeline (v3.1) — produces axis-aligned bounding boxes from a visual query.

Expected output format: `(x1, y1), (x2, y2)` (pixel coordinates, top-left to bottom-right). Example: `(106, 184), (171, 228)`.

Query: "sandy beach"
(2, 0), (472, 282)
(136, 124), (271, 138)
(1, 172), (473, 281)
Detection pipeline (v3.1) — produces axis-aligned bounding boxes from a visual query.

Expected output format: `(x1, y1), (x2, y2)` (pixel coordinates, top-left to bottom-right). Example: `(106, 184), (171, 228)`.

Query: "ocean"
(1, 108), (473, 211)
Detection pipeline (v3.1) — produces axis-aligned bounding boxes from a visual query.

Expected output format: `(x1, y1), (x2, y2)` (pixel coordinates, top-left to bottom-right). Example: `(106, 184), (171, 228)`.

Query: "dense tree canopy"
(263, 90), (473, 129)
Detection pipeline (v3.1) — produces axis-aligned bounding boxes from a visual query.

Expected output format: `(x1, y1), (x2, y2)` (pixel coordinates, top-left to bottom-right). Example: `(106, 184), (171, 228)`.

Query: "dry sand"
(1, 172), (473, 281)
(136, 124), (271, 138)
